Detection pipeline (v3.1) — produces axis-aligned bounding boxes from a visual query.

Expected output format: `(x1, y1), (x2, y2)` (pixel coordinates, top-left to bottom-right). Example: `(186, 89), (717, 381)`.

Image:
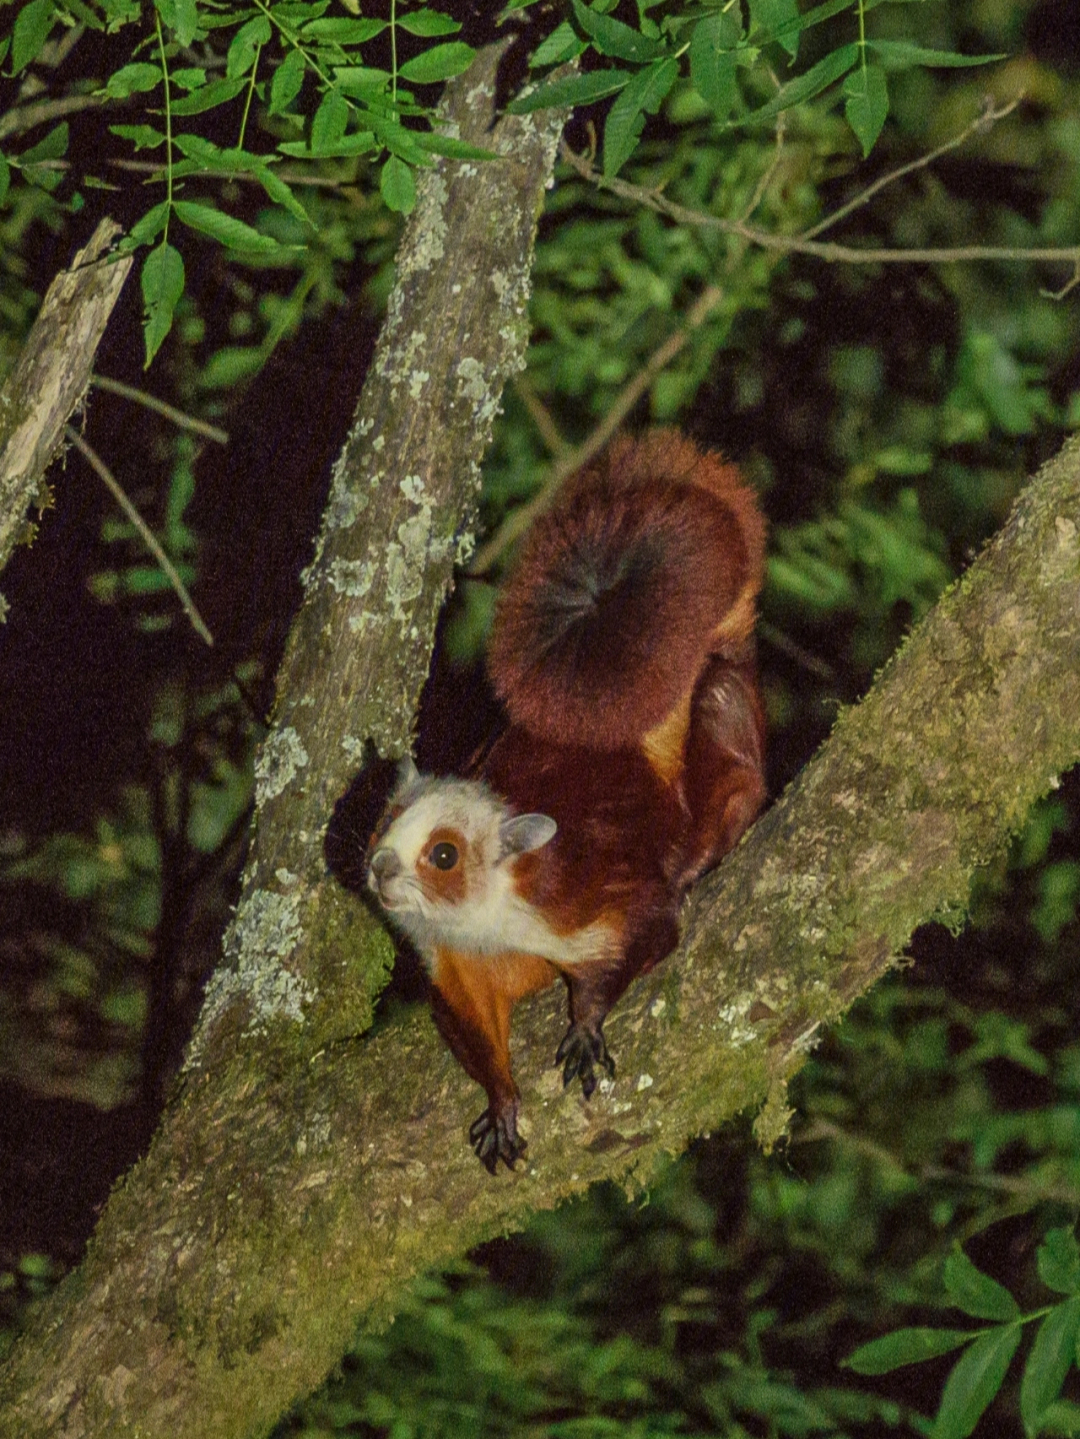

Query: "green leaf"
(603, 56), (678, 176)
(397, 41), (476, 84)
(411, 131), (497, 161)
(172, 134), (280, 174)
(311, 88), (349, 150)
(141, 239), (185, 366)
(571, 0), (666, 62)
(1021, 1297), (1080, 1436)
(255, 167), (310, 224)
(1039, 1230), (1080, 1297)
(110, 124), (167, 150)
(173, 0), (198, 45)
(689, 13), (741, 115)
(0, 153), (9, 206)
(226, 15), (270, 79)
(169, 77), (247, 115)
(103, 62), (162, 98)
(747, 0), (800, 57)
(60, 0), (103, 30)
(397, 10), (460, 36)
(153, 0), (198, 45)
(270, 47), (306, 113)
(931, 1324), (1022, 1439)
(121, 201), (170, 251)
(845, 1328), (978, 1376)
(529, 19), (586, 67)
(333, 65), (392, 94)
(506, 68), (632, 114)
(843, 62), (888, 157)
(944, 1248), (1021, 1323)
(740, 42), (858, 125)
(380, 154), (415, 214)
(173, 200), (285, 253)
(197, 345), (265, 388)
(17, 122), (68, 166)
(368, 115), (430, 164)
(172, 67), (206, 90)
(1036, 1399), (1080, 1435)
(11, 0), (56, 74)
(276, 132), (374, 158)
(867, 40), (1005, 71)
(102, 0), (140, 30)
(300, 17), (385, 42)
(271, 0), (330, 21)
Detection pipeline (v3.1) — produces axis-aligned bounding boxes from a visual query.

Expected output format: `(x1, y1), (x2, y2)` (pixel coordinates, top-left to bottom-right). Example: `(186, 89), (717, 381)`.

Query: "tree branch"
(558, 143), (1080, 276)
(0, 219), (132, 604)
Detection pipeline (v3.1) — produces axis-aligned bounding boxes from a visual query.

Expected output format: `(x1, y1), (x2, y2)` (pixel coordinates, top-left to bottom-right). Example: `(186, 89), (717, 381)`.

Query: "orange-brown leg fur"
(430, 948), (556, 1172)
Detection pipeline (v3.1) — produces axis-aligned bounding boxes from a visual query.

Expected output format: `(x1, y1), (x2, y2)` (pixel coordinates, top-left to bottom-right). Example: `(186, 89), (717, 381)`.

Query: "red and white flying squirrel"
(367, 430), (767, 1173)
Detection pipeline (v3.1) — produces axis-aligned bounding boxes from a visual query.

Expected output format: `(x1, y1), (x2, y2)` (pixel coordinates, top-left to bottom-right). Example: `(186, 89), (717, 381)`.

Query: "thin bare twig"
(510, 375), (571, 459)
(65, 425), (214, 648)
(799, 96), (1022, 241)
(757, 621), (836, 682)
(91, 375), (229, 445)
(559, 142), (1080, 274)
(469, 283), (726, 575)
(739, 112), (787, 225)
(0, 93), (109, 143)
(798, 1118), (1080, 1206)
(1042, 262), (1080, 301)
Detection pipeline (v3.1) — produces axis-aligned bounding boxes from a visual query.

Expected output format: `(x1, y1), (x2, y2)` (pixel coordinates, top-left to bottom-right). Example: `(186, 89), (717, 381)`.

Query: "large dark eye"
(430, 841), (459, 871)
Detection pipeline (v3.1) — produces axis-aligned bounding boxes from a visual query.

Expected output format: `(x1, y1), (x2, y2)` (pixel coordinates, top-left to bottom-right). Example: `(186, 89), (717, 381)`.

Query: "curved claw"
(469, 1106), (527, 1174)
(555, 1023), (615, 1099)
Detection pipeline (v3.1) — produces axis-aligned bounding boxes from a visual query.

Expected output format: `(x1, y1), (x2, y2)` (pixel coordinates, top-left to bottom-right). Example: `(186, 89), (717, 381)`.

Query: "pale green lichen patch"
(192, 889), (313, 1057)
(399, 170), (449, 277)
(326, 558), (376, 599)
(380, 480), (453, 632)
(255, 726), (310, 807)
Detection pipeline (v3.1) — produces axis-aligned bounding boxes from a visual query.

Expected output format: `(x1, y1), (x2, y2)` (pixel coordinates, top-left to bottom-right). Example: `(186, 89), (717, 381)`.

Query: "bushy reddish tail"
(487, 431), (766, 750)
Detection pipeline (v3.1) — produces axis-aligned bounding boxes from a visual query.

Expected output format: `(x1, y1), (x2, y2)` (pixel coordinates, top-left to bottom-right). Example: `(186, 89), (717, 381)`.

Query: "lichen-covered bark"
(0, 218), (132, 609)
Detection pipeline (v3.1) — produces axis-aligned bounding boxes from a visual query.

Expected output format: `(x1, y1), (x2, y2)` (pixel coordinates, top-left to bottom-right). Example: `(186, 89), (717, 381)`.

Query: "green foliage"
(846, 1232), (1080, 1439)
(0, 0), (1005, 364)
(512, 0), (1000, 182)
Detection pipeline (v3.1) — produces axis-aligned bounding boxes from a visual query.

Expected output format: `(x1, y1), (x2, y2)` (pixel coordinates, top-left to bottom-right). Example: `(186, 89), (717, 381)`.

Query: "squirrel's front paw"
(555, 1023), (615, 1099)
(469, 1105), (527, 1174)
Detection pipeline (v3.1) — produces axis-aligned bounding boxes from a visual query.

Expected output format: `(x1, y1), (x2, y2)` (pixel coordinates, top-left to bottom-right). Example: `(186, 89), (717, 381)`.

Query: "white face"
(367, 776), (558, 961)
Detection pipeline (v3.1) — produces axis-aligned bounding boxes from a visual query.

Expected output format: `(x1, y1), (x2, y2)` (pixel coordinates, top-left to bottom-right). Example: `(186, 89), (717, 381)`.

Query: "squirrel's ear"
(394, 755), (420, 791)
(499, 813), (557, 858)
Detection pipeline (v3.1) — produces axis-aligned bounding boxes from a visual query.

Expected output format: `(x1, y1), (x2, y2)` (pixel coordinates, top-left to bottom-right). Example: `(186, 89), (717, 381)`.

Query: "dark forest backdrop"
(2, 0), (1080, 1434)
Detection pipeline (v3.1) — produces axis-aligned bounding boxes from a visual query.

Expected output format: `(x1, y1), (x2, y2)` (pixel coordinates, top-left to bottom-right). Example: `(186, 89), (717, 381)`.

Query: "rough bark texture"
(2, 47), (1080, 1439)
(0, 218), (131, 604)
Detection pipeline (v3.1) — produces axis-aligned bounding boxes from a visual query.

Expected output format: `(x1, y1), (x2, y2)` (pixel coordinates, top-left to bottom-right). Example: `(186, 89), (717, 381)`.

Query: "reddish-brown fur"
(487, 429), (765, 750)
(420, 433), (768, 1171)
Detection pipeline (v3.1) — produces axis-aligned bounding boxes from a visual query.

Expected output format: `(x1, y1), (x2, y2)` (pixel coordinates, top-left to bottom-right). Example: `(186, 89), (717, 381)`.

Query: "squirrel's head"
(367, 759), (556, 953)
